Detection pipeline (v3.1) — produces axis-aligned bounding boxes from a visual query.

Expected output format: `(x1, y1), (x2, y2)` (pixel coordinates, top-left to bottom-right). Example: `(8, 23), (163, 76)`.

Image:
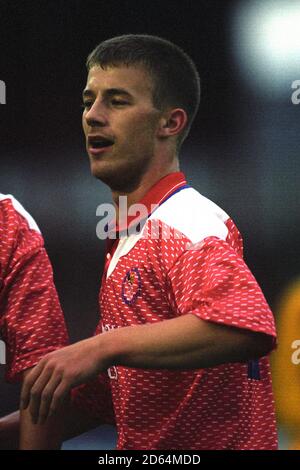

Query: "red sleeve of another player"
(0, 229), (69, 382)
(167, 236), (276, 341)
(71, 374), (115, 425)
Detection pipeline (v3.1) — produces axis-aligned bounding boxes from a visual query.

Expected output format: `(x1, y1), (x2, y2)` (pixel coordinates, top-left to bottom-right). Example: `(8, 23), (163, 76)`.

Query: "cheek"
(121, 111), (157, 139)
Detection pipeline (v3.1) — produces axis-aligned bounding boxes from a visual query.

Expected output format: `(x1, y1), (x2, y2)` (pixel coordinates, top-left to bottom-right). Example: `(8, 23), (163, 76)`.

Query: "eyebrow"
(82, 88), (133, 99)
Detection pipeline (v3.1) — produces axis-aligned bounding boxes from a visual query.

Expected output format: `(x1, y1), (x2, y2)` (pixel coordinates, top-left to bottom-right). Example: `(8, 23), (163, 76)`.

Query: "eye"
(81, 101), (93, 110)
(111, 99), (128, 106)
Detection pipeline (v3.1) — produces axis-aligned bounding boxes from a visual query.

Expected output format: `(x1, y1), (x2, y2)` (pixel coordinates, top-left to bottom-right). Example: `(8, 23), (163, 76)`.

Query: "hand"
(20, 335), (107, 425)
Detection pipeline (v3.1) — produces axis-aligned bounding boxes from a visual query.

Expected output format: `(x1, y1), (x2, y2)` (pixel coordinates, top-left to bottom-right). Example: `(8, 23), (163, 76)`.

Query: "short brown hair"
(87, 34), (200, 147)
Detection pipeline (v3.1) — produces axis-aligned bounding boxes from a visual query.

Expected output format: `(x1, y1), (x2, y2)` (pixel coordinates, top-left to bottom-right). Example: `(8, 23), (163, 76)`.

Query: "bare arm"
(102, 313), (273, 370)
(0, 397), (103, 449)
(20, 408), (63, 449)
(0, 411), (20, 450)
(0, 407), (104, 450)
(19, 369), (65, 449)
(0, 371), (64, 450)
(20, 403), (103, 449)
(20, 313), (274, 424)
(20, 369), (103, 449)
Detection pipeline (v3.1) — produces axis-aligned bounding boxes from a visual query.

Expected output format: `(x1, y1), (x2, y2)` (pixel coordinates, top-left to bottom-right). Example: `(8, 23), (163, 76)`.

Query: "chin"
(90, 152), (153, 192)
(91, 164), (143, 193)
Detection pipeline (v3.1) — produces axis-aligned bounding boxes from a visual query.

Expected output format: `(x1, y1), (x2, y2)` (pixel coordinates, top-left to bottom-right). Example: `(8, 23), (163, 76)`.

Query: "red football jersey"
(73, 172), (278, 450)
(0, 194), (69, 382)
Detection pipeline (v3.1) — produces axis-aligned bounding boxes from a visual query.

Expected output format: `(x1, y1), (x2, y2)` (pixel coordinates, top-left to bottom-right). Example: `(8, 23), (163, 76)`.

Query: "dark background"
(0, 0), (299, 418)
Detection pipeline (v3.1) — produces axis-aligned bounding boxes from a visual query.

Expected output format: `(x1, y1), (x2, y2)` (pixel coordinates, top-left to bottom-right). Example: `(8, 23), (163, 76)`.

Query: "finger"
(48, 381), (70, 418)
(28, 367), (54, 424)
(20, 360), (47, 410)
(37, 374), (63, 425)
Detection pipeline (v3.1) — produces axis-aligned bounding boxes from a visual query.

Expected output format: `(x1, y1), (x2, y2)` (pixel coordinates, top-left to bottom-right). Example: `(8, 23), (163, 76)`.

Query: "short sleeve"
(167, 236), (276, 339)
(0, 198), (69, 382)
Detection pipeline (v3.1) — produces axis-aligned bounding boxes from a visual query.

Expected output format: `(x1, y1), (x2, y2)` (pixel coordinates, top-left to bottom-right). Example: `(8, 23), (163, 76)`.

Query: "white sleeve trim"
(0, 194), (41, 234)
(149, 187), (229, 244)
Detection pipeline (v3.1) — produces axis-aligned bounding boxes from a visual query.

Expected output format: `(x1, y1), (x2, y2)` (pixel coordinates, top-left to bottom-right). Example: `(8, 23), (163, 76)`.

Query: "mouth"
(87, 135), (115, 155)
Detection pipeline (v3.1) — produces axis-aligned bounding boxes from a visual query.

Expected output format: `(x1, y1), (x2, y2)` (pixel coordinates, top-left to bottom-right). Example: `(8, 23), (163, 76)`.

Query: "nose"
(84, 100), (108, 128)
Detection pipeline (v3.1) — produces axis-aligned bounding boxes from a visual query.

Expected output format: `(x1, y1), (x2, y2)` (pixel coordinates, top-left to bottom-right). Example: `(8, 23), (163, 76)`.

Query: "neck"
(112, 157), (179, 218)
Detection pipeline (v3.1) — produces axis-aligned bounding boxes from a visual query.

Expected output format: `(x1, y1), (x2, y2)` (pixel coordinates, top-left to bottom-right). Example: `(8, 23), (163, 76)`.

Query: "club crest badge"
(122, 267), (142, 305)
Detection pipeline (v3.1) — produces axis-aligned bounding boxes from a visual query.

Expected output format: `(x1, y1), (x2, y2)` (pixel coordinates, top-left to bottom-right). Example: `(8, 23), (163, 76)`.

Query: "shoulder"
(149, 187), (230, 244)
(0, 195), (43, 277)
(0, 194), (41, 234)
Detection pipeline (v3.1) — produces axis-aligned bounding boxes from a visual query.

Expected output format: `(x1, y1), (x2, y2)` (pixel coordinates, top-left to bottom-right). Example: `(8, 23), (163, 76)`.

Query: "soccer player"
(19, 34), (277, 450)
(0, 194), (69, 448)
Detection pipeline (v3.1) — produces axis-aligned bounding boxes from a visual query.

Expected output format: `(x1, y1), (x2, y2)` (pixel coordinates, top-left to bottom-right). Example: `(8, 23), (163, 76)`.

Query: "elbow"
(238, 331), (275, 363)
(250, 332), (275, 359)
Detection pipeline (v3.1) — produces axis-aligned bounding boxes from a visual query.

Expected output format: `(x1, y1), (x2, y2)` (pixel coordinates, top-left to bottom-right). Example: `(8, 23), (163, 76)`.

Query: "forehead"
(84, 65), (154, 98)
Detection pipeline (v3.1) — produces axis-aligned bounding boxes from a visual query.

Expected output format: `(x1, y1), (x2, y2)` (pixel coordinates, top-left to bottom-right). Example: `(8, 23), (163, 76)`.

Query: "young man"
(20, 34), (278, 450)
(0, 194), (69, 448)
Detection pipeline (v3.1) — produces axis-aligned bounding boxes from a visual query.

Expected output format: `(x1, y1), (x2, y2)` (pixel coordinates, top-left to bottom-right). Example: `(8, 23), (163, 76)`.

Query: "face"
(82, 65), (162, 192)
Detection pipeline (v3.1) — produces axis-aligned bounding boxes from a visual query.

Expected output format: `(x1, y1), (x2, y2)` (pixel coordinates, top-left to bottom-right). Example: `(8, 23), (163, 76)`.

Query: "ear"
(157, 108), (188, 139)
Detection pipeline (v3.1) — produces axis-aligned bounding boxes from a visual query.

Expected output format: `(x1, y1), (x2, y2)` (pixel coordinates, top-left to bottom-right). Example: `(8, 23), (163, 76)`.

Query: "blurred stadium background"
(0, 0), (299, 449)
